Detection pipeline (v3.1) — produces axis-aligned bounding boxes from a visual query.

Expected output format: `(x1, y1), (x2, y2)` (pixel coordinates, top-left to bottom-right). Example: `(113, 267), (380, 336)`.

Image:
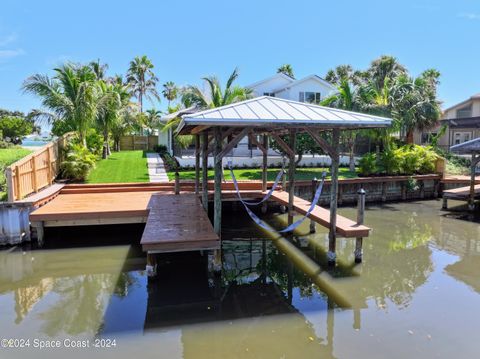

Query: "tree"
(181, 67), (252, 109)
(0, 116), (34, 144)
(126, 55), (160, 113)
(89, 59), (108, 80)
(162, 81), (178, 108)
(277, 64), (295, 78)
(368, 55), (407, 92)
(23, 63), (103, 146)
(96, 81), (131, 158)
(325, 65), (365, 86)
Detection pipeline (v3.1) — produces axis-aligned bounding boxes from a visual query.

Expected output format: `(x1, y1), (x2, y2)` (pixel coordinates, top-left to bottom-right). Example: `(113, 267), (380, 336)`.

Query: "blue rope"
(229, 161), (327, 233)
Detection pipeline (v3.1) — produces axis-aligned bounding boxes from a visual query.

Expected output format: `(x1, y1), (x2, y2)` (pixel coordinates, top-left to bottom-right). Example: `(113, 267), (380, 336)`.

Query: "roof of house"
(160, 106), (198, 122)
(444, 93), (480, 113)
(450, 137), (480, 154)
(177, 96), (392, 134)
(270, 74), (336, 93)
(245, 73), (295, 90)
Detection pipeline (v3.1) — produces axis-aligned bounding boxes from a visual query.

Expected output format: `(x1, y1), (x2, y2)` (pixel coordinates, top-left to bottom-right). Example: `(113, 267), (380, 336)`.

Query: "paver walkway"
(146, 153), (169, 183)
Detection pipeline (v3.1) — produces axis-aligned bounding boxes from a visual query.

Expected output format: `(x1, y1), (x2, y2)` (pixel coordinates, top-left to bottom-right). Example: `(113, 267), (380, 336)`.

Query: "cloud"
(0, 33), (17, 47)
(0, 48), (25, 59)
(458, 12), (480, 20)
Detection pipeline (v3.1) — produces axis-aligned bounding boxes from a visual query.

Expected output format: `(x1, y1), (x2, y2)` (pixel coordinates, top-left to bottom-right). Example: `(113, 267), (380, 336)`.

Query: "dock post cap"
(357, 188), (366, 195)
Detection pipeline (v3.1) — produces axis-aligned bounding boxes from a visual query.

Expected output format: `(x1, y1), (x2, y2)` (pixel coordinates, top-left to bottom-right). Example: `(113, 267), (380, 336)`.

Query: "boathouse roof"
(450, 137), (480, 154)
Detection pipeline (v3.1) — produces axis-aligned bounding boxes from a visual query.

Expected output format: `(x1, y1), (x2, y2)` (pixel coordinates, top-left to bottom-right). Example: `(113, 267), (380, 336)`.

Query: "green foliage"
(153, 144), (168, 154)
(277, 64), (295, 78)
(161, 152), (179, 171)
(60, 144), (97, 181)
(127, 55), (160, 112)
(359, 145), (438, 176)
(0, 116), (34, 144)
(86, 150), (149, 183)
(358, 153), (377, 176)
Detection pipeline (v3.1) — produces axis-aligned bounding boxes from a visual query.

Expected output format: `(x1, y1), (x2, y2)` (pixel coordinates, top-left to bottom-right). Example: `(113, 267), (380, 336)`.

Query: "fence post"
(46, 146), (52, 184)
(175, 171), (180, 195)
(355, 188), (366, 263)
(14, 166), (21, 201)
(5, 167), (15, 202)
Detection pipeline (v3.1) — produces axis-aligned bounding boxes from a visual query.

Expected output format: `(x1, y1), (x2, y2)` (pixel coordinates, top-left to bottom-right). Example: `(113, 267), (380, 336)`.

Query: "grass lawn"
(0, 147), (33, 200)
(86, 150), (150, 183)
(168, 167), (358, 181)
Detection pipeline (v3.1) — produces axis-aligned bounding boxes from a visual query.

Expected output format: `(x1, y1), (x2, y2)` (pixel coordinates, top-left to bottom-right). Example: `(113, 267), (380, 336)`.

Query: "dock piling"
(310, 178), (318, 233)
(327, 129), (340, 266)
(355, 188), (366, 263)
(174, 171), (180, 195)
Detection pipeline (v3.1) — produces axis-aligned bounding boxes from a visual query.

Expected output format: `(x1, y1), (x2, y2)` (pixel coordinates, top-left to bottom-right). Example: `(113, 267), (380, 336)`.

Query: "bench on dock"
(269, 191), (370, 238)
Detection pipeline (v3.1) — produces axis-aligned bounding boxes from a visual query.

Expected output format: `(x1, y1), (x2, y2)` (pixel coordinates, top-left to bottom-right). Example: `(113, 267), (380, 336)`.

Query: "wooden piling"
(328, 129), (340, 266)
(310, 178), (318, 233)
(213, 128), (222, 236)
(202, 132), (209, 213)
(287, 130), (297, 226)
(146, 253), (157, 277)
(468, 154), (478, 211)
(355, 188), (366, 263)
(174, 171), (180, 195)
(194, 135), (200, 195)
(261, 134), (269, 214)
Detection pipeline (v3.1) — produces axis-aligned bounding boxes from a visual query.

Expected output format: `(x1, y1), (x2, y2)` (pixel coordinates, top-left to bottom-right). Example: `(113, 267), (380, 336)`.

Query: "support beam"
(328, 129), (340, 265)
(261, 134), (269, 213)
(217, 127), (251, 160)
(305, 128), (337, 158)
(469, 154), (480, 211)
(249, 133), (268, 154)
(213, 128), (223, 237)
(194, 135), (200, 195)
(355, 188), (366, 263)
(287, 129), (297, 227)
(202, 131), (209, 213)
(191, 125), (211, 135)
(207, 128), (235, 154)
(271, 133), (295, 158)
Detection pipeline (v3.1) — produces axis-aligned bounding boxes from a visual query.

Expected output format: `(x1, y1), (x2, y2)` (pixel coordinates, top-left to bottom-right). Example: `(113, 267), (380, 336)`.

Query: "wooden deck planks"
(443, 184), (480, 199)
(140, 194), (219, 252)
(270, 190), (370, 238)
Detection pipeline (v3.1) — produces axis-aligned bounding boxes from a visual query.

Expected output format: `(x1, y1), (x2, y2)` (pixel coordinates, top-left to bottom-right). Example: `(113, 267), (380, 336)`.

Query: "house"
(160, 73), (337, 157)
(415, 93), (480, 151)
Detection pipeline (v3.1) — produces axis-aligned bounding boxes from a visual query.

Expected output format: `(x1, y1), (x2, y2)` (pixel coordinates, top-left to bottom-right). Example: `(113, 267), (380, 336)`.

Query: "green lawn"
(168, 167), (358, 181)
(86, 150), (150, 183)
(0, 147), (33, 200)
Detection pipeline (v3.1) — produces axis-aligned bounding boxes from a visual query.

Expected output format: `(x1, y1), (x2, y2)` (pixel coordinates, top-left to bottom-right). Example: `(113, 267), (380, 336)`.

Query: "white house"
(160, 72), (337, 161)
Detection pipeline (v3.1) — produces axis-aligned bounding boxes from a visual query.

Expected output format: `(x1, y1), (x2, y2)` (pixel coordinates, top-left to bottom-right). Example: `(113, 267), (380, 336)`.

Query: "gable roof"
(444, 93), (480, 113)
(246, 73), (295, 90)
(270, 74), (336, 93)
(177, 96), (392, 134)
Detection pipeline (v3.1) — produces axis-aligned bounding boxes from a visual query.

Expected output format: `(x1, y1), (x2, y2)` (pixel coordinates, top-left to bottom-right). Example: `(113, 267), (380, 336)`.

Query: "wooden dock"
(270, 190), (370, 238)
(140, 194), (219, 253)
(442, 184), (480, 209)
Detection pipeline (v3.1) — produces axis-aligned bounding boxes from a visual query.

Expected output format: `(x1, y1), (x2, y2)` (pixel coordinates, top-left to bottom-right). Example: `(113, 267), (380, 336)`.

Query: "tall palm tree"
(23, 63), (103, 147)
(368, 55), (407, 91)
(89, 59), (108, 80)
(325, 64), (366, 86)
(277, 64), (295, 78)
(126, 55), (160, 113)
(97, 81), (131, 158)
(162, 81), (178, 108)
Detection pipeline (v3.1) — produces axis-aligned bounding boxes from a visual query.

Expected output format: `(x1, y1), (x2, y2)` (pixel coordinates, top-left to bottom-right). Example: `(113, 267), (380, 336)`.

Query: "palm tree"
(89, 59), (108, 80)
(126, 55), (160, 113)
(368, 55), (407, 91)
(325, 64), (366, 86)
(162, 81), (178, 109)
(181, 67), (252, 109)
(96, 81), (131, 158)
(277, 64), (295, 78)
(23, 63), (102, 147)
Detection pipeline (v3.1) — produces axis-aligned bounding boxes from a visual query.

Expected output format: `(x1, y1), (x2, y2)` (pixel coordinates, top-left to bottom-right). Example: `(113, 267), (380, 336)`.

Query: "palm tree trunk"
(349, 147), (356, 172)
(406, 129), (414, 144)
(102, 130), (108, 159)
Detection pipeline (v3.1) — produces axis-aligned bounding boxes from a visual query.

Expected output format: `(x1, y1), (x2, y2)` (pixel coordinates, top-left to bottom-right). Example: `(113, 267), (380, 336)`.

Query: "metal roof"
(450, 137), (480, 154)
(178, 96), (392, 133)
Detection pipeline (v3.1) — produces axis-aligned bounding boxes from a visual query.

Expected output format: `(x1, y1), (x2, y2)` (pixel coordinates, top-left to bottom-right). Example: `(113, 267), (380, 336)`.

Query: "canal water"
(0, 200), (479, 358)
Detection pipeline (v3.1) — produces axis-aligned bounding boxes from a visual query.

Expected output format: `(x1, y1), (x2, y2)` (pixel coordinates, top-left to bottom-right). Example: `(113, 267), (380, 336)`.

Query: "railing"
(5, 132), (74, 202)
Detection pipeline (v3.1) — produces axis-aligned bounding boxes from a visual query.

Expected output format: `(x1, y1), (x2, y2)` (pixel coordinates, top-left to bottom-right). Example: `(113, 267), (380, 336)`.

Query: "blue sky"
(1, 0), (480, 122)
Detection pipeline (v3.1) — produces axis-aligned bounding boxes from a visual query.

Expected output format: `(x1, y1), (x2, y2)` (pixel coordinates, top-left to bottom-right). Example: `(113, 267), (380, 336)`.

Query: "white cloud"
(458, 12), (480, 20)
(0, 48), (25, 59)
(0, 33), (17, 47)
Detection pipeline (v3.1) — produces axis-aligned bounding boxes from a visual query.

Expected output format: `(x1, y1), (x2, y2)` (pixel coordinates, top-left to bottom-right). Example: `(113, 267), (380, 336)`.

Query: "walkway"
(146, 153), (169, 183)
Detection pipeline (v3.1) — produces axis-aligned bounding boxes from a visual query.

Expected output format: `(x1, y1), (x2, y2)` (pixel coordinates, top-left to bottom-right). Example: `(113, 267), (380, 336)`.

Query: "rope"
(229, 161), (327, 233)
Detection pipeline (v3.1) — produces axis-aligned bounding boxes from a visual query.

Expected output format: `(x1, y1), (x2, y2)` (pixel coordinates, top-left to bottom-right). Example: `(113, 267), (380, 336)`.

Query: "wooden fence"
(120, 135), (158, 151)
(5, 133), (74, 202)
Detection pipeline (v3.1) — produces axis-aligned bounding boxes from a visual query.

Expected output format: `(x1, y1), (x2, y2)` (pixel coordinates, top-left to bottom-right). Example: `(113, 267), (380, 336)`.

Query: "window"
(299, 91), (321, 103)
(456, 105), (472, 118)
(263, 92), (275, 97)
(454, 132), (471, 145)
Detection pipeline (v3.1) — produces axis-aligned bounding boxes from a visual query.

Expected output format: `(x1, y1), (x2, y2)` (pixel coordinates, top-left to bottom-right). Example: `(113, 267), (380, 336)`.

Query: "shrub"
(161, 153), (179, 171)
(358, 153), (377, 176)
(0, 139), (15, 149)
(378, 148), (400, 175)
(60, 144), (97, 181)
(153, 144), (168, 154)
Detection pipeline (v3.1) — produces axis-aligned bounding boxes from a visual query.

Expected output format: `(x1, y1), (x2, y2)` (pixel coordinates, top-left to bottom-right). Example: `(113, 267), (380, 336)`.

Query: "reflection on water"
(1, 200), (480, 358)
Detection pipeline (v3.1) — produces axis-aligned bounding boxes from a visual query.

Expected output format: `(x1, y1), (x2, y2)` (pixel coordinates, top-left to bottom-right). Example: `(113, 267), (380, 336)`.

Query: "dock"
(269, 190), (370, 238)
(442, 184), (480, 209)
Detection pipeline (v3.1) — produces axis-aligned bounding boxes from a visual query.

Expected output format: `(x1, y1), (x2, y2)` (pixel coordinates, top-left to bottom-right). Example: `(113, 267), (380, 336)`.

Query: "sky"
(1, 0), (480, 125)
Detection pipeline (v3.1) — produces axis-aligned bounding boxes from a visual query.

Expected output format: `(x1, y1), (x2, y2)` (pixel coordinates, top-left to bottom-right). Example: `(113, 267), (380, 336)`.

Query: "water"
(21, 139), (48, 148)
(1, 200), (480, 358)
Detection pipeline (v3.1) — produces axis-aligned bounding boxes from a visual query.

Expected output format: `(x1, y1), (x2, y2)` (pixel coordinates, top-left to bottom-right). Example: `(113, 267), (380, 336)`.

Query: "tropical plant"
(277, 64), (295, 78)
(325, 64), (365, 86)
(358, 153), (377, 176)
(60, 144), (97, 181)
(89, 59), (108, 80)
(367, 55), (407, 91)
(126, 55), (160, 113)
(162, 81), (178, 108)
(23, 64), (103, 147)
